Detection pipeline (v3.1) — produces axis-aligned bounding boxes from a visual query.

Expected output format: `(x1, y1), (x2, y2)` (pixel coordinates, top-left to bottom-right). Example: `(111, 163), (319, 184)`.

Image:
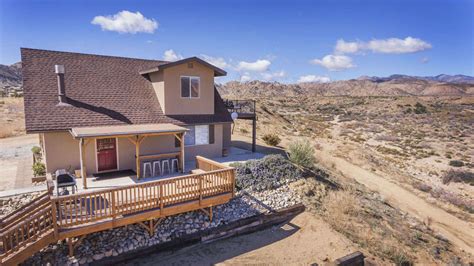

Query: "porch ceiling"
(70, 123), (188, 138)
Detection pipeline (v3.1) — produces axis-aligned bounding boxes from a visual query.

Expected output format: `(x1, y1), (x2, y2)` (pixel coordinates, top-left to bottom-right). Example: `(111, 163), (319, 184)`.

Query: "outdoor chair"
(161, 159), (170, 175)
(143, 162), (153, 178)
(152, 161), (162, 176)
(171, 158), (179, 173)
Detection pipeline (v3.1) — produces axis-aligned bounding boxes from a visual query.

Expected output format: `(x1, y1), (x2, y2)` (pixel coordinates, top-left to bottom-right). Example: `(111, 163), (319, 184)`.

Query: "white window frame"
(180, 76), (200, 99)
(184, 125), (209, 146)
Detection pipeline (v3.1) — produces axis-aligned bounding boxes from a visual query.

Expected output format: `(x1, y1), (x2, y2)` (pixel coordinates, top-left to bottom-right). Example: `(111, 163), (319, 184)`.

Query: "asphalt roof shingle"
(21, 48), (232, 133)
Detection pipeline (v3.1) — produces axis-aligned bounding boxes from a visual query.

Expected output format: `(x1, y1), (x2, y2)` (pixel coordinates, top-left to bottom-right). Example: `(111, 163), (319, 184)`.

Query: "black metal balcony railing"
(223, 99), (256, 115)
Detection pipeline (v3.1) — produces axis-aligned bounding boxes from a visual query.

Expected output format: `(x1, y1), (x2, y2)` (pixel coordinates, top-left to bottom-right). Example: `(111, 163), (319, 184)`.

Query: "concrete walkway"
(0, 134), (38, 192)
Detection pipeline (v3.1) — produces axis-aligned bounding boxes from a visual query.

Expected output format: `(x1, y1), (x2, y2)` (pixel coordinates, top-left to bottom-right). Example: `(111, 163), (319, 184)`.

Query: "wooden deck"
(0, 156), (235, 265)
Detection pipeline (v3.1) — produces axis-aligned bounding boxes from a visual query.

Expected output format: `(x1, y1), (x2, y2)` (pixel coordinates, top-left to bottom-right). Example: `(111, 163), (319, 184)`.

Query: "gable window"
(181, 76), (199, 98)
(176, 125), (215, 147)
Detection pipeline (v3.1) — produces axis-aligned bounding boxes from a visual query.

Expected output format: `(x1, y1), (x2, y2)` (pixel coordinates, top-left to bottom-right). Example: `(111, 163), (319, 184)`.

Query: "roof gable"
(139, 57), (227, 77)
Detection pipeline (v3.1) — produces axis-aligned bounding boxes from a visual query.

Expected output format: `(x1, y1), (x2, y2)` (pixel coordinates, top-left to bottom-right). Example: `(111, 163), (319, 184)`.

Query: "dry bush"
(262, 133), (281, 146)
(375, 134), (400, 142)
(442, 169), (474, 185)
(413, 181), (433, 192)
(430, 187), (474, 213)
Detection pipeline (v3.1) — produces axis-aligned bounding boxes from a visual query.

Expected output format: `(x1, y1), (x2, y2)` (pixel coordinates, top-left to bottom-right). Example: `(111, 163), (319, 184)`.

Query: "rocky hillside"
(0, 62), (22, 87)
(218, 77), (474, 98)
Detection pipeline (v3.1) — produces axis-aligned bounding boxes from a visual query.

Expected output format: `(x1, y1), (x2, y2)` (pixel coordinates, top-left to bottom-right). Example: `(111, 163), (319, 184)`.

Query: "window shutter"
(209, 125), (215, 144)
(175, 136), (180, 147)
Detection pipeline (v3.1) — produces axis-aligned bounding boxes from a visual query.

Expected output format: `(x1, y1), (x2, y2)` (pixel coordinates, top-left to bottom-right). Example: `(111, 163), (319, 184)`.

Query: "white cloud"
(367, 37), (431, 54)
(297, 75), (331, 83)
(261, 70), (286, 81)
(240, 73), (251, 82)
(236, 59), (271, 72)
(311, 55), (355, 71)
(334, 37), (431, 54)
(163, 49), (183, 61)
(335, 39), (363, 54)
(200, 55), (229, 69)
(91, 10), (158, 34)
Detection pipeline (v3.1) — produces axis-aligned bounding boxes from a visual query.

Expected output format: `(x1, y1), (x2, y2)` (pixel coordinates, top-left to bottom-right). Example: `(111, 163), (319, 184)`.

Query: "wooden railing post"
(159, 183), (163, 213)
(199, 175), (203, 206)
(111, 191), (116, 219)
(50, 198), (58, 238)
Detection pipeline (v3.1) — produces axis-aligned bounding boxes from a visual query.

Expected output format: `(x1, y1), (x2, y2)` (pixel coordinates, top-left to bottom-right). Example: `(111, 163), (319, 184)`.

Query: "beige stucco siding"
(42, 124), (225, 176)
(149, 61), (215, 115)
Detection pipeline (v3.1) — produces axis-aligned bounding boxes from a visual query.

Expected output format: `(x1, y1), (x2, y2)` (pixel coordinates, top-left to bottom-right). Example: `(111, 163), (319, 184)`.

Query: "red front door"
(97, 138), (117, 172)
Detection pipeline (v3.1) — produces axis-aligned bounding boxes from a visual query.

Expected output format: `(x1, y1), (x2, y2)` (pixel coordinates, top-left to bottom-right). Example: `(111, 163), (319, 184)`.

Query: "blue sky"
(1, 0), (472, 83)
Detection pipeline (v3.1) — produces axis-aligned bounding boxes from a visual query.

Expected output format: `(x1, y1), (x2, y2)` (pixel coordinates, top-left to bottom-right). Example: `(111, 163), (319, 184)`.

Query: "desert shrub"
(32, 162), (46, 177)
(233, 154), (302, 192)
(288, 140), (316, 168)
(442, 169), (474, 185)
(448, 160), (464, 167)
(262, 133), (281, 146)
(430, 187), (474, 213)
(31, 146), (41, 155)
(240, 128), (249, 134)
(413, 182), (432, 192)
(414, 102), (427, 114)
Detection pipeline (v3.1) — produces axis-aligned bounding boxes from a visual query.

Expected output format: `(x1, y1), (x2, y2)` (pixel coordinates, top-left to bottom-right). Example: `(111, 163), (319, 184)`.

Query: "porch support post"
(79, 138), (87, 189)
(135, 135), (141, 179)
(180, 132), (185, 173)
(252, 117), (256, 153)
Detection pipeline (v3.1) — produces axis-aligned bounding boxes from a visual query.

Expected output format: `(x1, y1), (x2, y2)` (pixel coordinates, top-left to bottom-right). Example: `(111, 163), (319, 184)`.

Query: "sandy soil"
(0, 134), (38, 190)
(122, 212), (375, 265)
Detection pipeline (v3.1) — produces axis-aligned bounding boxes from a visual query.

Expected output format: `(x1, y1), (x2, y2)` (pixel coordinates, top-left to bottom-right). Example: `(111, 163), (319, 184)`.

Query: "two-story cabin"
(21, 48), (233, 187)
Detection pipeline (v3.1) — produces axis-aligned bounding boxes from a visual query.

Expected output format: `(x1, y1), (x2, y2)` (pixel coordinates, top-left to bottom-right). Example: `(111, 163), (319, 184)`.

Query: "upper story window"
(181, 76), (200, 98)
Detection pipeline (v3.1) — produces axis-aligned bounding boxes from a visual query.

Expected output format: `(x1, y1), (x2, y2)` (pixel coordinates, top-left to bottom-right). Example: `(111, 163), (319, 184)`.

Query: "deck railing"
(223, 99), (256, 115)
(52, 167), (234, 227)
(0, 156), (235, 262)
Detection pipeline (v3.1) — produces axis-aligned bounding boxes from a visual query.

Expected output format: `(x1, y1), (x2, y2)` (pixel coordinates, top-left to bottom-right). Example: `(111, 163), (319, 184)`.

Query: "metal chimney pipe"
(55, 65), (66, 104)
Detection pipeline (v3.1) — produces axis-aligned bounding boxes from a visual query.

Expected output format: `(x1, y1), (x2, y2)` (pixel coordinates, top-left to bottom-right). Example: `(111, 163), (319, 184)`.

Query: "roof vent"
(55, 65), (68, 105)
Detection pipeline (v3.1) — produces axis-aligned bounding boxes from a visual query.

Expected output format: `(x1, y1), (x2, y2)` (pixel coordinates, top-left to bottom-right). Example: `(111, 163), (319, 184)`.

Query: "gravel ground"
(20, 185), (301, 265)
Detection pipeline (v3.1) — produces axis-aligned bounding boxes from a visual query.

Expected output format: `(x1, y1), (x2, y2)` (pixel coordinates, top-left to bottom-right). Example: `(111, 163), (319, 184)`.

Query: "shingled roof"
(21, 48), (232, 133)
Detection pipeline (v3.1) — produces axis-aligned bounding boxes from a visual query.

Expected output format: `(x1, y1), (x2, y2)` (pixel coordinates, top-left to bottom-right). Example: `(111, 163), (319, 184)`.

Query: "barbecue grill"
(55, 169), (77, 195)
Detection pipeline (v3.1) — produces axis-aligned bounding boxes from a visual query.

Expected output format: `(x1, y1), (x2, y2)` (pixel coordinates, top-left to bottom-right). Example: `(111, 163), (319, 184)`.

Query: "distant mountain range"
(0, 62), (22, 90)
(357, 74), (474, 84)
(1, 62), (473, 97)
(219, 74), (474, 98)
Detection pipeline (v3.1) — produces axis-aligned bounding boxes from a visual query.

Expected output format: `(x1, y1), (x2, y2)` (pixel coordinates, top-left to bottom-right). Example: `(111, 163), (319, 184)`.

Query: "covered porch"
(70, 123), (188, 189)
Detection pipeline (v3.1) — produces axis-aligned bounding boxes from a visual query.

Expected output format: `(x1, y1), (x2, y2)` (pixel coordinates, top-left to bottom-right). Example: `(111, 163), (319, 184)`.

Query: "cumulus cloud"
(335, 39), (363, 54)
(367, 37), (432, 54)
(335, 37), (431, 54)
(261, 70), (286, 81)
(163, 49), (183, 61)
(91, 10), (158, 34)
(236, 59), (271, 72)
(200, 55), (229, 69)
(240, 73), (252, 82)
(311, 55), (355, 71)
(297, 75), (331, 83)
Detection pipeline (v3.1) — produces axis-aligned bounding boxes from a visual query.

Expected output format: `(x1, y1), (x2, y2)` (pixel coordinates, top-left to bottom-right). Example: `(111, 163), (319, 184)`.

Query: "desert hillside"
(218, 76), (474, 98)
